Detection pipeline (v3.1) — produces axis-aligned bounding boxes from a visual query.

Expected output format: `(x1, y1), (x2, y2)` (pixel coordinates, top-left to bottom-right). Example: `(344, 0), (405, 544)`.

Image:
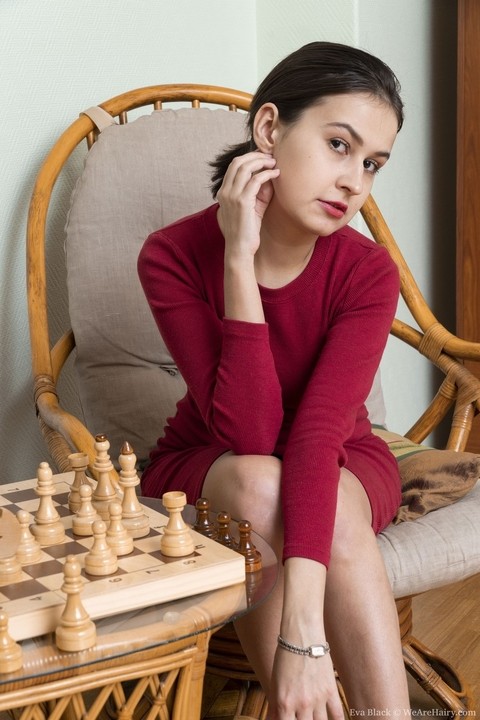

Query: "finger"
(221, 153), (277, 193)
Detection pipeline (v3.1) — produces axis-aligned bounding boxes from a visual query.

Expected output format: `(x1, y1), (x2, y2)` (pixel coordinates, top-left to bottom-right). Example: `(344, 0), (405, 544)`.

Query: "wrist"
(277, 634), (330, 658)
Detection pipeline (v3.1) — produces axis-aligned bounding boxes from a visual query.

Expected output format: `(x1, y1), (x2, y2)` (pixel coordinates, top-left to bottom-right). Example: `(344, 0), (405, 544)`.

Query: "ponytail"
(210, 139), (255, 198)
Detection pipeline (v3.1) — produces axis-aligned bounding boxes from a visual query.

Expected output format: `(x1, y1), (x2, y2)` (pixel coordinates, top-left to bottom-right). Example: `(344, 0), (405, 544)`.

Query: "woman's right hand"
(216, 151), (280, 259)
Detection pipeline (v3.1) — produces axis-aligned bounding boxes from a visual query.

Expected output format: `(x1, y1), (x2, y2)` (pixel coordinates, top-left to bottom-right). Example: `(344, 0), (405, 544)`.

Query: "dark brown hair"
(210, 41), (404, 197)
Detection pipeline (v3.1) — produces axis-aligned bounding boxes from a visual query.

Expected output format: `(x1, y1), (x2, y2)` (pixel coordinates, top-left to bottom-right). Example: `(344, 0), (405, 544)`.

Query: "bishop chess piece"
(55, 555), (96, 652)
(15, 510), (42, 565)
(30, 462), (66, 546)
(0, 611), (22, 673)
(193, 497), (217, 539)
(68, 452), (93, 513)
(160, 491), (195, 557)
(117, 442), (149, 538)
(91, 434), (118, 520)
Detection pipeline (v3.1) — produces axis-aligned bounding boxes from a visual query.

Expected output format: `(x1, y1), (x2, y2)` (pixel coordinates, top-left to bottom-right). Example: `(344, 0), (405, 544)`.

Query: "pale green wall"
(1, 0), (456, 482)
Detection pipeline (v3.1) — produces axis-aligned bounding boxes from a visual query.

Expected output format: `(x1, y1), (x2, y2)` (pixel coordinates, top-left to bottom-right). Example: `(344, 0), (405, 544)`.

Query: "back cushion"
(65, 105), (387, 466)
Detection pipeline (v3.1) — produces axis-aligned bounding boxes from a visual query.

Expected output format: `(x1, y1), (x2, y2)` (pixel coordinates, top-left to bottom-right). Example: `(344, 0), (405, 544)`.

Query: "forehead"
(305, 92), (398, 140)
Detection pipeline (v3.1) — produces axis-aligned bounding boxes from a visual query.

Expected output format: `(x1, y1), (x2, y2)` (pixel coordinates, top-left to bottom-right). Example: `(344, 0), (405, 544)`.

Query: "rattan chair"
(27, 85), (480, 717)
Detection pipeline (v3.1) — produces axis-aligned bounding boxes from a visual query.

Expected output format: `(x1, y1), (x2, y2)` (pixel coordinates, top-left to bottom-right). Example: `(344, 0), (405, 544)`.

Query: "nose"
(337, 162), (364, 196)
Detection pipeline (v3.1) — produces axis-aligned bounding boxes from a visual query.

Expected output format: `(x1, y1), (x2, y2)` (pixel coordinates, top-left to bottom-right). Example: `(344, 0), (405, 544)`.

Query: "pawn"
(160, 491), (195, 557)
(0, 611), (22, 673)
(0, 556), (22, 587)
(216, 511), (237, 549)
(68, 452), (93, 513)
(55, 555), (96, 652)
(237, 520), (262, 573)
(16, 510), (42, 565)
(72, 484), (101, 536)
(193, 497), (217, 539)
(30, 462), (65, 546)
(84, 520), (118, 576)
(106, 502), (134, 556)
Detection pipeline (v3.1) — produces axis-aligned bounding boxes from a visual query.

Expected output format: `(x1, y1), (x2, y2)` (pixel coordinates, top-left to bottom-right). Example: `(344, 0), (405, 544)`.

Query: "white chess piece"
(160, 491), (195, 557)
(106, 502), (134, 556)
(72, 484), (101, 536)
(16, 510), (42, 565)
(84, 520), (118, 576)
(55, 555), (96, 652)
(117, 442), (149, 538)
(30, 462), (66, 546)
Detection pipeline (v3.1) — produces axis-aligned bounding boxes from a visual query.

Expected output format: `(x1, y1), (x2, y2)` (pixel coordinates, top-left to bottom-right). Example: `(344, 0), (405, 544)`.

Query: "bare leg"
(324, 469), (409, 709)
(203, 455), (409, 710)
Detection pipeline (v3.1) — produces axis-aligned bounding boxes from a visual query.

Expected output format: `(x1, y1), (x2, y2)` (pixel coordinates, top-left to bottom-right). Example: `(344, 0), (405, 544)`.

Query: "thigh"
(202, 452), (283, 545)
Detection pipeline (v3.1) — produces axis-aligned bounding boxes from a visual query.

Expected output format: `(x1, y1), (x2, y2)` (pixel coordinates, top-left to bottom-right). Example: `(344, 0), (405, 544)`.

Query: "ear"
(252, 103), (280, 153)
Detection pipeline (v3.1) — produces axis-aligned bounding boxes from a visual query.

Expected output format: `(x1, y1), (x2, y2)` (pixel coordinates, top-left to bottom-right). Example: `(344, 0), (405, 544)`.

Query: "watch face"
(310, 645), (327, 657)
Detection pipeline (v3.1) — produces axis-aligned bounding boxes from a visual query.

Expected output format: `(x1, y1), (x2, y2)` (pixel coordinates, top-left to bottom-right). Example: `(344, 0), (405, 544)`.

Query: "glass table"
(0, 496), (277, 720)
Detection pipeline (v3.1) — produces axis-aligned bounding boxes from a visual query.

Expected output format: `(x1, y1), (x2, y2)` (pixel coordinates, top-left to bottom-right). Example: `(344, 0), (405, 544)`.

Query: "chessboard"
(0, 473), (246, 642)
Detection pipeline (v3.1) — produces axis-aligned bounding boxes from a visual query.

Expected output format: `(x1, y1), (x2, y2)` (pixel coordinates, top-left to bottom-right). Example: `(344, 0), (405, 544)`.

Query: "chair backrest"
(27, 85), (480, 480)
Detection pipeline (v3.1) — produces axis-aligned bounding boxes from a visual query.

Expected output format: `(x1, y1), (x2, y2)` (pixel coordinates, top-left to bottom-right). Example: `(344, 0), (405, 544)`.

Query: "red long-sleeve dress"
(137, 203), (401, 567)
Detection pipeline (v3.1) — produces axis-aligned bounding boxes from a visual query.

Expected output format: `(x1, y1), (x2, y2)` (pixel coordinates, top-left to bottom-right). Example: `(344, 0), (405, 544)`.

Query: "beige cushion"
(373, 428), (479, 522)
(378, 480), (480, 597)
(65, 107), (248, 462)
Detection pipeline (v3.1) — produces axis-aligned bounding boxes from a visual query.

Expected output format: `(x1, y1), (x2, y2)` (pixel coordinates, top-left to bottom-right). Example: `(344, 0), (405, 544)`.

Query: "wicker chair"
(27, 85), (480, 717)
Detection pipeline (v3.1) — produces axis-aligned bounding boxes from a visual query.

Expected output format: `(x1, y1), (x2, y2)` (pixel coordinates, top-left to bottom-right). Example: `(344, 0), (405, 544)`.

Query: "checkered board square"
(0, 474), (245, 641)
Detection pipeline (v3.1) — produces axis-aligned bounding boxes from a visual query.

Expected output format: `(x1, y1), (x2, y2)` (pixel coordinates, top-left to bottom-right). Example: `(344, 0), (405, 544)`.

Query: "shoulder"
(330, 225), (398, 285)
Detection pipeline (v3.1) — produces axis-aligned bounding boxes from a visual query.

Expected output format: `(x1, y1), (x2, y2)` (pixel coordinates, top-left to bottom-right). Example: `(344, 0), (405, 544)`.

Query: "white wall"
(1, 0), (456, 483)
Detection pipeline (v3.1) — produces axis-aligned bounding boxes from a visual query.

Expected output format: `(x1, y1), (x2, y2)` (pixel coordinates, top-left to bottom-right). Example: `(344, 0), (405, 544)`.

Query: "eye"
(329, 138), (349, 155)
(363, 158), (380, 175)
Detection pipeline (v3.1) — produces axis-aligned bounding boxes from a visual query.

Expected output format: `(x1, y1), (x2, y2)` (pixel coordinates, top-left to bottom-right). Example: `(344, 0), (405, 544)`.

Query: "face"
(254, 93), (398, 242)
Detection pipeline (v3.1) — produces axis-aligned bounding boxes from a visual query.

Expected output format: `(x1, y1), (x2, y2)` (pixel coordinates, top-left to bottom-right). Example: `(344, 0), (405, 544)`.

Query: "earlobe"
(253, 103), (279, 153)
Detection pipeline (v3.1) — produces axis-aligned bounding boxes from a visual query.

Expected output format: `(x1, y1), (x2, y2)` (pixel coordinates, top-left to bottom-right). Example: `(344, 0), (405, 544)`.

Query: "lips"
(318, 199), (348, 218)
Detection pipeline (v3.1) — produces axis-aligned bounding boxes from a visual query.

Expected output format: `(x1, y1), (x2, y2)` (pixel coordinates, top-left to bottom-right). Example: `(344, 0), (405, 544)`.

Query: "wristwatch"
(277, 634), (330, 658)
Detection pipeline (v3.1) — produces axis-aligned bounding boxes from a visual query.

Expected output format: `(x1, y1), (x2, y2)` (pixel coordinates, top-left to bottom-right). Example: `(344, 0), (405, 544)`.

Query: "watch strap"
(277, 634), (330, 658)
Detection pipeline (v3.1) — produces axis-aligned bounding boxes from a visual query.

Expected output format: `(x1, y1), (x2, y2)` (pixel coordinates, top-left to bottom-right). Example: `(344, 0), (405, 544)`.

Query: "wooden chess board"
(0, 474), (246, 642)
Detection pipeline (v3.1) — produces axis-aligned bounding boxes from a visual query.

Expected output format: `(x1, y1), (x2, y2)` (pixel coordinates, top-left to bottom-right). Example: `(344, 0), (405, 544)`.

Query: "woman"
(138, 41), (409, 717)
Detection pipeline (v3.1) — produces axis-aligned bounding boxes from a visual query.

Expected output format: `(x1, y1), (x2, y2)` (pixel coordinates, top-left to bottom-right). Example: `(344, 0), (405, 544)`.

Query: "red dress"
(138, 204), (401, 567)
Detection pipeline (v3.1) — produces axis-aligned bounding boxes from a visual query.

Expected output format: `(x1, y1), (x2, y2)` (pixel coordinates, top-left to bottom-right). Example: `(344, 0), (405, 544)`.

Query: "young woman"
(138, 41), (409, 718)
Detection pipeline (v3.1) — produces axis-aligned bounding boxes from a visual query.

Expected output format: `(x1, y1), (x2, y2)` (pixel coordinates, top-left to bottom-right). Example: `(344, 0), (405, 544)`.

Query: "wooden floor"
(202, 573), (480, 718)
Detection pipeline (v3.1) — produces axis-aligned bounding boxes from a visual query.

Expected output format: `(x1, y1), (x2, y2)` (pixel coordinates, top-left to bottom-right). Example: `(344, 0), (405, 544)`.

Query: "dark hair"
(210, 41), (404, 197)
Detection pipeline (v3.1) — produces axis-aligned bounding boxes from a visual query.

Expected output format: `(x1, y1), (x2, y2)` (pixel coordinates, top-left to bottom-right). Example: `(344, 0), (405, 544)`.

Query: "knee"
(329, 470), (376, 565)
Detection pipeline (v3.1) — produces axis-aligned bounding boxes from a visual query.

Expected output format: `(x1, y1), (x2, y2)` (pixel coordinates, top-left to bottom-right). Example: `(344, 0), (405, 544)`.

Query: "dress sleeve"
(281, 246), (400, 567)
(138, 228), (284, 455)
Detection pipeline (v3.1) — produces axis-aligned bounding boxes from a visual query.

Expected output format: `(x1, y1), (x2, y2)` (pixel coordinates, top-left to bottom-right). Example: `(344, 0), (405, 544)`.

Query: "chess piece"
(0, 611), (22, 673)
(30, 462), (66, 546)
(15, 510), (42, 565)
(237, 520), (262, 573)
(216, 511), (237, 549)
(72, 484), (101, 536)
(68, 452), (93, 513)
(160, 491), (195, 557)
(55, 555), (96, 652)
(84, 519), (118, 576)
(117, 442), (149, 538)
(0, 556), (22, 587)
(193, 497), (217, 539)
(106, 502), (134, 556)
(91, 434), (119, 520)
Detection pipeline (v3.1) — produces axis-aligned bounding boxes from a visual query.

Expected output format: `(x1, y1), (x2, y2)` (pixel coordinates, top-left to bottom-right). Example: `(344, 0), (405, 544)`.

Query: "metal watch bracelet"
(277, 634), (330, 658)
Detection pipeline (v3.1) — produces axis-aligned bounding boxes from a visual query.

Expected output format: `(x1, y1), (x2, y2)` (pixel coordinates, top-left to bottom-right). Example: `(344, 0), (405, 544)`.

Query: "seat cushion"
(378, 480), (480, 597)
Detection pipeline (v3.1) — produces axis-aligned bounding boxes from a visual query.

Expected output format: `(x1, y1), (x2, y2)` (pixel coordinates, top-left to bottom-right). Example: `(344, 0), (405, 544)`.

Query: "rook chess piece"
(84, 519), (118, 576)
(117, 442), (149, 538)
(55, 555), (96, 652)
(91, 435), (119, 520)
(106, 502), (134, 556)
(30, 462), (66, 546)
(193, 497), (217, 539)
(72, 484), (101, 536)
(160, 491), (195, 557)
(16, 510), (42, 565)
(0, 611), (23, 673)
(68, 452), (93, 513)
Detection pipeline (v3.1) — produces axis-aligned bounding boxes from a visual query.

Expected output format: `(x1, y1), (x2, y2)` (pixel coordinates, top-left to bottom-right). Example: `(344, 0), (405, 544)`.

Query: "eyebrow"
(325, 122), (391, 159)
